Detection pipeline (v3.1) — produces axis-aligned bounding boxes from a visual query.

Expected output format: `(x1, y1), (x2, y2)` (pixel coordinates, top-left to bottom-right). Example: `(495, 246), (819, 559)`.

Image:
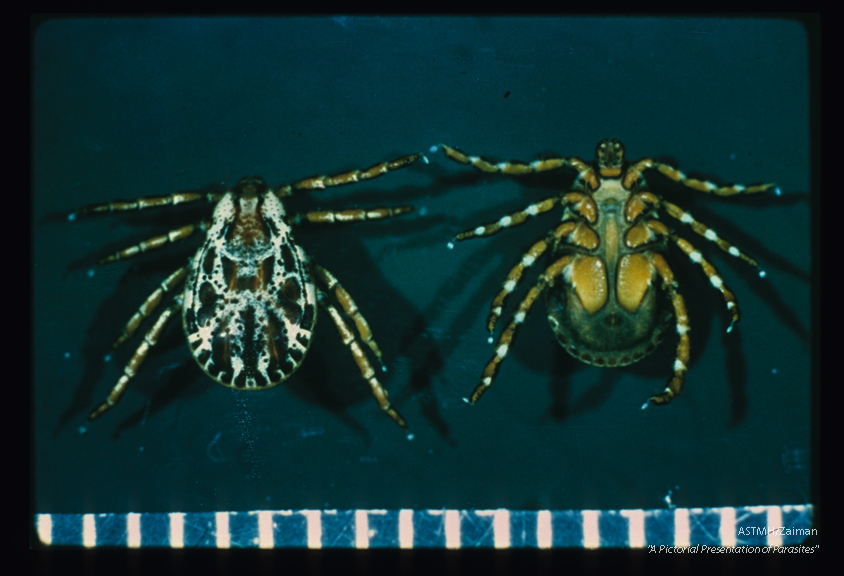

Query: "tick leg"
(318, 291), (409, 432)
(74, 191), (223, 218)
(87, 297), (183, 423)
(111, 266), (189, 349)
(626, 157), (778, 197)
(291, 205), (413, 225)
(485, 222), (577, 335)
(452, 189), (598, 243)
(278, 152), (422, 196)
(441, 142), (599, 243)
(98, 221), (211, 264)
(467, 255), (571, 405)
(452, 196), (560, 242)
(647, 254), (691, 407)
(646, 221), (742, 332)
(313, 265), (384, 367)
(660, 201), (759, 267)
(440, 143), (592, 176)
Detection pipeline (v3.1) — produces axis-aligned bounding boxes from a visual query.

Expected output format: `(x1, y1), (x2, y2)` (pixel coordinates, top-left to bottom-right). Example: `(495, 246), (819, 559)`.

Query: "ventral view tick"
(72, 152), (422, 434)
(441, 139), (778, 408)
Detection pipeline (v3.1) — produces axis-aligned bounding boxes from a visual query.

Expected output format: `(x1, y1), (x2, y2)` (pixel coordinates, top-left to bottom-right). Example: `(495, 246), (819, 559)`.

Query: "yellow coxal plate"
(570, 255), (608, 314)
(571, 222), (599, 250)
(617, 253), (652, 313)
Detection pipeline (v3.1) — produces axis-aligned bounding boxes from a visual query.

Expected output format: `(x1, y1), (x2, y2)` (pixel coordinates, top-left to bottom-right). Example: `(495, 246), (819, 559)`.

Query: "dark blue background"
(34, 17), (810, 515)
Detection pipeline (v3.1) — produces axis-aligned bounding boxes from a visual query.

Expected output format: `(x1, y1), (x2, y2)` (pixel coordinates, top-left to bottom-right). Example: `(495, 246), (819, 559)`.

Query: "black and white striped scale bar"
(35, 505), (812, 549)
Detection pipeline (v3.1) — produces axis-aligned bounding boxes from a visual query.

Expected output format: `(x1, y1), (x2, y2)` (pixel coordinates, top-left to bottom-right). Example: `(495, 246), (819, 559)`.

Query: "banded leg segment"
(317, 293), (408, 431)
(313, 265), (384, 366)
(99, 221), (211, 264)
(454, 191), (598, 243)
(660, 201), (759, 267)
(646, 254), (690, 407)
(626, 157), (778, 197)
(485, 222), (578, 335)
(645, 220), (742, 331)
(111, 265), (190, 349)
(87, 297), (184, 423)
(74, 191), (223, 217)
(454, 196), (560, 242)
(467, 255), (572, 405)
(278, 152), (422, 196)
(291, 205), (413, 225)
(440, 143), (592, 176)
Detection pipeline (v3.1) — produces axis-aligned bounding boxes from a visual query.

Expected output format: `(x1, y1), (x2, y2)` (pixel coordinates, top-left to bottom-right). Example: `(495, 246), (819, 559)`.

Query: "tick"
(441, 139), (777, 408)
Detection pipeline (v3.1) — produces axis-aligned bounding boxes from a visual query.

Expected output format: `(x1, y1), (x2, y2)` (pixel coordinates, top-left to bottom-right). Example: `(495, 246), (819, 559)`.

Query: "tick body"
(442, 139), (776, 407)
(75, 153), (422, 432)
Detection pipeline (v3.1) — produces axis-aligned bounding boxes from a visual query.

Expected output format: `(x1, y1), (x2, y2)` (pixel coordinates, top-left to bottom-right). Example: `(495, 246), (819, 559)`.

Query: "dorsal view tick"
(73, 152), (422, 434)
(441, 139), (778, 408)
